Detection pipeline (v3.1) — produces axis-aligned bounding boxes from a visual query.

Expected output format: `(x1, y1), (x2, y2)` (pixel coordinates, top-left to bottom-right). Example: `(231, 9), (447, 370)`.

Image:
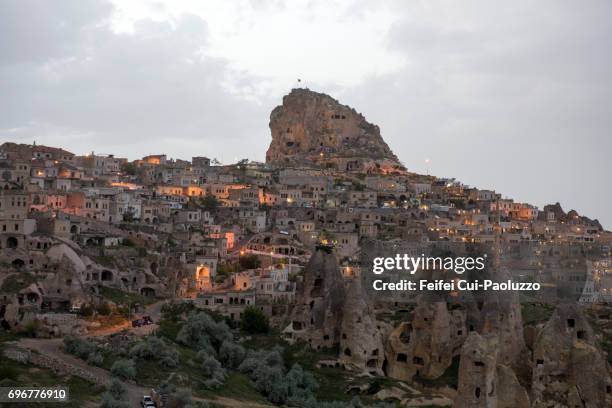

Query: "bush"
(64, 336), (97, 360)
(200, 195), (219, 211)
(111, 359), (136, 381)
(87, 352), (104, 366)
(97, 303), (112, 316)
(218, 340), (246, 369)
(171, 390), (192, 407)
(201, 356), (227, 389)
(253, 364), (287, 403)
(240, 306), (269, 334)
(286, 363), (318, 398)
(239, 349), (319, 405)
(100, 379), (129, 408)
(161, 302), (194, 320)
(176, 312), (232, 352)
(240, 306), (270, 334)
(80, 303), (95, 317)
(238, 254), (261, 270)
(130, 335), (179, 368)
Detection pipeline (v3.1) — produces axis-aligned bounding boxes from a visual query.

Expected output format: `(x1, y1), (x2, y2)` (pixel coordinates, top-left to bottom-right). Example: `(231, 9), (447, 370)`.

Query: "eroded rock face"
(455, 332), (530, 408)
(532, 303), (612, 407)
(456, 332), (499, 408)
(266, 88), (403, 172)
(386, 298), (466, 381)
(339, 277), (385, 374)
(480, 269), (526, 367)
(283, 245), (386, 374)
(283, 245), (345, 349)
(496, 364), (531, 408)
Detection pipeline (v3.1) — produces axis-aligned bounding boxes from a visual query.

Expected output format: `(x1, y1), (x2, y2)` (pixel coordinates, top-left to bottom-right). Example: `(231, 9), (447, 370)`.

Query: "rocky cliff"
(266, 88), (404, 173)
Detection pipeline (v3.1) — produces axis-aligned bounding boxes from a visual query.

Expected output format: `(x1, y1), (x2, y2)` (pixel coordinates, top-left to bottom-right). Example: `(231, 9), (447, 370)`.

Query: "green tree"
(238, 254), (261, 270)
(200, 195), (220, 211)
(120, 162), (137, 176)
(110, 359), (136, 380)
(97, 303), (111, 316)
(241, 306), (269, 334)
(100, 379), (129, 408)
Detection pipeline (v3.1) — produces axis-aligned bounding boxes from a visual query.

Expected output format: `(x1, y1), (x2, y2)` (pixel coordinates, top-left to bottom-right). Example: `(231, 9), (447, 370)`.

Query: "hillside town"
(1, 89), (611, 407)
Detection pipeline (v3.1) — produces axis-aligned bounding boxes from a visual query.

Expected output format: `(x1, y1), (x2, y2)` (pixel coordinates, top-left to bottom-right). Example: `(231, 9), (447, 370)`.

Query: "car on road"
(141, 395), (156, 407)
(132, 315), (154, 327)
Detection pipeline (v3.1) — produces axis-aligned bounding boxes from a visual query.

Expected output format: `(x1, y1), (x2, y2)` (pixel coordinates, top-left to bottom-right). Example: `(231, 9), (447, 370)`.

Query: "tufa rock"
(532, 303), (612, 407)
(339, 276), (385, 374)
(386, 297), (466, 381)
(455, 332), (530, 408)
(283, 245), (345, 349)
(266, 88), (404, 173)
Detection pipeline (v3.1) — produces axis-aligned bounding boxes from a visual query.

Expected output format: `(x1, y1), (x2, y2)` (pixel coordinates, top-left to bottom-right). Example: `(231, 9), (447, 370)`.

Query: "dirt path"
(15, 337), (148, 407)
(11, 300), (274, 407)
(85, 299), (168, 338)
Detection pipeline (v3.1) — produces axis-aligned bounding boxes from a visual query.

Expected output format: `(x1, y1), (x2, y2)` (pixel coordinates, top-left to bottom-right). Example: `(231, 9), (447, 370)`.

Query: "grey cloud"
(0, 0), (609, 228)
(0, 0), (270, 161)
(338, 0), (612, 228)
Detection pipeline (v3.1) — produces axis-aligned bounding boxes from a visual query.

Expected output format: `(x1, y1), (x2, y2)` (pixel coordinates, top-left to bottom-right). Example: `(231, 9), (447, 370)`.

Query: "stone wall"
(3, 346), (110, 387)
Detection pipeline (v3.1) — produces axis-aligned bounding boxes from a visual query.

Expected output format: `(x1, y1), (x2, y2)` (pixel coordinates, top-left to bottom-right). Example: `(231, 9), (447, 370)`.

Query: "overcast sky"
(1, 0), (611, 228)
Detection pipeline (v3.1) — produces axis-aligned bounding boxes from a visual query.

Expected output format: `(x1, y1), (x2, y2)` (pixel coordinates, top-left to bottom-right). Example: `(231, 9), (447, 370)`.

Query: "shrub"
(238, 254), (261, 270)
(79, 303), (95, 317)
(111, 359), (136, 380)
(200, 195), (219, 211)
(97, 303), (111, 316)
(160, 348), (180, 369)
(240, 306), (269, 334)
(176, 312), (232, 352)
(253, 364), (287, 403)
(239, 350), (319, 405)
(64, 336), (97, 360)
(87, 352), (104, 366)
(171, 390), (192, 407)
(161, 302), (194, 320)
(218, 340), (246, 369)
(130, 335), (162, 359)
(156, 380), (176, 396)
(286, 363), (318, 398)
(100, 379), (129, 408)
(136, 336), (182, 368)
(201, 356), (227, 389)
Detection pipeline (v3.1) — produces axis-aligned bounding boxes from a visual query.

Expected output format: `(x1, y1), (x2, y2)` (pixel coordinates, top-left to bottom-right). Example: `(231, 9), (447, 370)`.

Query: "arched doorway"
(101, 270), (113, 281)
(12, 259), (25, 268)
(140, 287), (155, 297)
(7, 237), (18, 249)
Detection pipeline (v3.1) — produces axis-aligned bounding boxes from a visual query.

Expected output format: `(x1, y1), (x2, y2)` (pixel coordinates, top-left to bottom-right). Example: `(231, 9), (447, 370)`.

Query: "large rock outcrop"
(339, 276), (385, 375)
(386, 298), (466, 381)
(479, 267), (526, 367)
(455, 332), (530, 408)
(283, 245), (346, 349)
(283, 245), (386, 374)
(532, 304), (612, 407)
(266, 88), (404, 173)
